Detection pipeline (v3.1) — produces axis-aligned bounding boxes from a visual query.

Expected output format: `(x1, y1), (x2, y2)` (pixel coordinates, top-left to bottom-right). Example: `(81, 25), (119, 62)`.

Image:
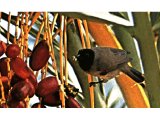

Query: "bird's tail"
(121, 65), (145, 86)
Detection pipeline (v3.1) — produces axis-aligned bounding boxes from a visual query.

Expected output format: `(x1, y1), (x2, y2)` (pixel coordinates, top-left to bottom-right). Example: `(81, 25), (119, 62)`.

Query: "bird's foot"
(89, 82), (97, 87)
(89, 80), (104, 87)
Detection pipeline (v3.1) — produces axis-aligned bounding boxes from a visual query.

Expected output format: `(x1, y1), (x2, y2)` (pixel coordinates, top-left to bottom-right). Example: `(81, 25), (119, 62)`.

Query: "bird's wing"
(91, 47), (131, 75)
(109, 47), (131, 65)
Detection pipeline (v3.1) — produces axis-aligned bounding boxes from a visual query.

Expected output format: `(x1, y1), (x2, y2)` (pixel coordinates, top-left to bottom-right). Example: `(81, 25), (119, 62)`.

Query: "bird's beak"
(73, 54), (80, 61)
(73, 56), (77, 61)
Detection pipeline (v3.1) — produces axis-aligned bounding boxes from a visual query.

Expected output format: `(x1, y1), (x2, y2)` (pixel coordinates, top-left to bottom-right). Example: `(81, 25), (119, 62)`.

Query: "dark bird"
(73, 47), (145, 87)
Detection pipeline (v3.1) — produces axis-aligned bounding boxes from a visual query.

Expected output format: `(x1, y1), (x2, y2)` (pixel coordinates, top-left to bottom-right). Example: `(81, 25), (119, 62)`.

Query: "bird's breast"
(98, 69), (121, 81)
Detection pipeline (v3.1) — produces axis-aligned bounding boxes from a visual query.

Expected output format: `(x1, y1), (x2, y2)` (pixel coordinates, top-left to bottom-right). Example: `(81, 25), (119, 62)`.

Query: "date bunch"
(0, 40), (81, 108)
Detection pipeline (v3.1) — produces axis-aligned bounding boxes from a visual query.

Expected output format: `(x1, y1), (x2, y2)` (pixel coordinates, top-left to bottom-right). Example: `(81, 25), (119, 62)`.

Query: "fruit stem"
(34, 21), (44, 48)
(28, 12), (34, 22)
(47, 13), (66, 107)
(83, 20), (94, 108)
(51, 13), (58, 34)
(43, 12), (48, 40)
(24, 12), (29, 62)
(14, 13), (20, 44)
(0, 74), (6, 102)
(64, 17), (69, 86)
(52, 29), (61, 40)
(28, 12), (41, 32)
(83, 20), (91, 49)
(77, 19), (86, 48)
(38, 97), (43, 108)
(48, 24), (59, 79)
(25, 96), (30, 108)
(41, 67), (46, 80)
(6, 58), (12, 85)
(7, 12), (11, 44)
(59, 15), (65, 108)
(20, 13), (25, 60)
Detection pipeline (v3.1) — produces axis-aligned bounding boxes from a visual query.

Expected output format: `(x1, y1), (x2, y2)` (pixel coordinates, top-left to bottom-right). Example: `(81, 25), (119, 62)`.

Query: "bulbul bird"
(73, 47), (145, 87)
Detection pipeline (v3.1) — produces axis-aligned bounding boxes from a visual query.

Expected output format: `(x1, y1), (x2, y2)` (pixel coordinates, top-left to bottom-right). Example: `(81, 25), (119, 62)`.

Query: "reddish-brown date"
(26, 69), (38, 89)
(11, 70), (38, 90)
(0, 41), (6, 57)
(10, 57), (30, 79)
(42, 92), (61, 107)
(0, 76), (10, 99)
(31, 103), (46, 108)
(7, 97), (27, 108)
(5, 44), (20, 58)
(29, 40), (50, 71)
(25, 79), (35, 98)
(0, 103), (8, 108)
(65, 96), (81, 108)
(35, 76), (59, 97)
(0, 57), (8, 76)
(10, 81), (30, 101)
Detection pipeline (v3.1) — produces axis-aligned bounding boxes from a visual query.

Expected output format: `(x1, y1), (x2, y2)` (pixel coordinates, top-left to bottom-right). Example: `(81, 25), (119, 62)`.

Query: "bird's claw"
(89, 82), (97, 87)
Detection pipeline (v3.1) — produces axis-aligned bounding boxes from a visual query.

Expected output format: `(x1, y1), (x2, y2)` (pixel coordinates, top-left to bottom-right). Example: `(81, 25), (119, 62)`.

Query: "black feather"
(130, 67), (144, 82)
(121, 65), (145, 87)
(76, 49), (95, 71)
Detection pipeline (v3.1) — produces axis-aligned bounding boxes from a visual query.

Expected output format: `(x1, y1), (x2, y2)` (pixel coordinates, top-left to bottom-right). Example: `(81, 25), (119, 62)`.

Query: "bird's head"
(73, 49), (95, 71)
